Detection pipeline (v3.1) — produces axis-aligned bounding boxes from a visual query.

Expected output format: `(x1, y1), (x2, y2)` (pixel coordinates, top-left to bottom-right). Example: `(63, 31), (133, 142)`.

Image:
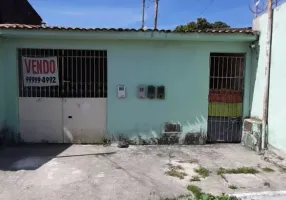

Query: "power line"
(198, 0), (215, 16)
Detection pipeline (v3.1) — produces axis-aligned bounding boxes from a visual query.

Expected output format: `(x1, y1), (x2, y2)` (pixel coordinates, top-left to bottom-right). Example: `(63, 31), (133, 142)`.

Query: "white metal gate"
(18, 49), (107, 143)
(207, 53), (245, 142)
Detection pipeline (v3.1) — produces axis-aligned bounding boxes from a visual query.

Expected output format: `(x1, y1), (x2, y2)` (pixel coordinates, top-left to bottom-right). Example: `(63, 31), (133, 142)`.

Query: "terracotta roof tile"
(0, 24), (254, 34)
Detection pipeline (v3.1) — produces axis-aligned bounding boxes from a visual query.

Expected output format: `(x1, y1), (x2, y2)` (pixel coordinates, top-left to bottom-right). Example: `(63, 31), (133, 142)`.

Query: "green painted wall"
(0, 38), (252, 140)
(0, 39), (5, 131)
(107, 41), (252, 140)
(252, 3), (286, 150)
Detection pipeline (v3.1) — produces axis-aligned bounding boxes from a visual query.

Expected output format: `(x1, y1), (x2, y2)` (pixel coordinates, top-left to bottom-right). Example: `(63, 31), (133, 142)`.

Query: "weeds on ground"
(159, 194), (192, 200)
(195, 166), (210, 178)
(157, 153), (164, 157)
(166, 165), (187, 179)
(262, 167), (275, 172)
(178, 159), (199, 164)
(280, 167), (286, 173)
(101, 135), (111, 146)
(190, 175), (201, 182)
(217, 167), (259, 175)
(228, 185), (238, 190)
(187, 185), (202, 199)
(187, 185), (236, 200)
(170, 165), (184, 170)
(166, 170), (187, 179)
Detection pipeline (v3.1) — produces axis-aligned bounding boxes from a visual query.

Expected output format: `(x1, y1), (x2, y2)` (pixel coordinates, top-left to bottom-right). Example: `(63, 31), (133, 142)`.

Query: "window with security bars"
(209, 53), (244, 92)
(18, 49), (107, 98)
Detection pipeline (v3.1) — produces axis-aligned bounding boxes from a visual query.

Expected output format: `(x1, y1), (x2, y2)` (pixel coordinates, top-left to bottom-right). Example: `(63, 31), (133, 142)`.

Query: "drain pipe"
(262, 0), (273, 150)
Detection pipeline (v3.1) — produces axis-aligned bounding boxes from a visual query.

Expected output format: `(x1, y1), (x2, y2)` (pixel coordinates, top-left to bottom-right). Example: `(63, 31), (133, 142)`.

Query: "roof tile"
(0, 24), (254, 35)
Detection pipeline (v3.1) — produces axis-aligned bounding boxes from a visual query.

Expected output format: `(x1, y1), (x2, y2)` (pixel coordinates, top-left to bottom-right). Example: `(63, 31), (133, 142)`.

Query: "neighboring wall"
(0, 37), (252, 142)
(0, 0), (42, 25)
(252, 3), (286, 150)
(0, 39), (5, 132)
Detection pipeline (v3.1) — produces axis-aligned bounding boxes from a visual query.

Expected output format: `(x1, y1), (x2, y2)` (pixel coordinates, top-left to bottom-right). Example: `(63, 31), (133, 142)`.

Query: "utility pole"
(141, 0), (145, 29)
(262, 0), (273, 149)
(154, 0), (159, 29)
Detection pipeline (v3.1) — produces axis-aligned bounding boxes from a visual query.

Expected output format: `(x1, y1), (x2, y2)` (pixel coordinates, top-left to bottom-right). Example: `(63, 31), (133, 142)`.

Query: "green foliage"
(199, 193), (235, 200)
(187, 185), (202, 199)
(175, 18), (230, 32)
(101, 135), (111, 145)
(187, 185), (236, 200)
(195, 167), (210, 178)
(262, 167), (275, 172)
(217, 167), (259, 175)
(166, 165), (187, 179)
(159, 194), (192, 200)
(280, 167), (286, 173)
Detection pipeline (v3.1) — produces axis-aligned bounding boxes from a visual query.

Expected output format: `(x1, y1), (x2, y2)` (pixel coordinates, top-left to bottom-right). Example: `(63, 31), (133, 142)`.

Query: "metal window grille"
(18, 49), (107, 98)
(207, 53), (245, 142)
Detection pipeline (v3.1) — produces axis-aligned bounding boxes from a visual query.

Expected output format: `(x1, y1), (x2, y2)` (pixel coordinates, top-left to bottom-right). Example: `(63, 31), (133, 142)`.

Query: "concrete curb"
(231, 191), (286, 199)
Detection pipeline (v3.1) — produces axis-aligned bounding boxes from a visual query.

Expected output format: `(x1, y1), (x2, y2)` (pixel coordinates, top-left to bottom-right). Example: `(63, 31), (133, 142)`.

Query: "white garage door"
(18, 49), (107, 143)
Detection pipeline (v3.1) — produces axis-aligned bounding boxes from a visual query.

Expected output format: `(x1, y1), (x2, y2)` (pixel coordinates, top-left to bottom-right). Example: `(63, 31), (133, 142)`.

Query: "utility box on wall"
(157, 86), (165, 99)
(138, 85), (146, 99)
(117, 85), (126, 98)
(147, 85), (156, 99)
(241, 118), (263, 152)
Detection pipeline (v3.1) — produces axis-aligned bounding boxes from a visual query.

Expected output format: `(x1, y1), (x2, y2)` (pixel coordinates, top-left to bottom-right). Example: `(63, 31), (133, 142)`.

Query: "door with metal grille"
(207, 53), (245, 142)
(18, 49), (107, 143)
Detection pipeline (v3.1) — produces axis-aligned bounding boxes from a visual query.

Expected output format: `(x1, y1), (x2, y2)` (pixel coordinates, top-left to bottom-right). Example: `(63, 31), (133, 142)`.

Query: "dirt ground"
(0, 144), (286, 200)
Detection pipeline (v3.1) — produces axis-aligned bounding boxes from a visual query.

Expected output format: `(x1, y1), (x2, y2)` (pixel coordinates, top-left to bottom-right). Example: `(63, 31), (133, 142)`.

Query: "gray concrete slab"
(0, 144), (286, 200)
(224, 174), (266, 189)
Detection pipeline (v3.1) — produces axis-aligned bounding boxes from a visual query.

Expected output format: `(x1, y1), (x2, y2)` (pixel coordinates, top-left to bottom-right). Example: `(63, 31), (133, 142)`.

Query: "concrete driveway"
(1, 144), (286, 200)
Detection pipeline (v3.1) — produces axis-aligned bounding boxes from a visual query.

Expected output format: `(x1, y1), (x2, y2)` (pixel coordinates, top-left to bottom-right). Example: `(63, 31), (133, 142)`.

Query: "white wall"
(252, 3), (286, 150)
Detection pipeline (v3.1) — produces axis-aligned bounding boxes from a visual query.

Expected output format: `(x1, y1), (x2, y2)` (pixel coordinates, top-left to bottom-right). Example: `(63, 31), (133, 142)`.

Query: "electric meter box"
(117, 85), (126, 98)
(157, 85), (165, 99)
(147, 85), (156, 99)
(138, 85), (146, 99)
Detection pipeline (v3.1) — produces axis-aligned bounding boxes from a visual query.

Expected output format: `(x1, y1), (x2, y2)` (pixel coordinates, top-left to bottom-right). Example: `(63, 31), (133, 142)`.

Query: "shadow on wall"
(0, 121), (9, 145)
(110, 116), (207, 145)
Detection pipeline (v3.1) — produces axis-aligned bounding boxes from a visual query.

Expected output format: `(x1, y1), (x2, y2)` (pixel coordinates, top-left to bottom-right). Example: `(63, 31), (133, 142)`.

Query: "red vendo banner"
(22, 57), (59, 87)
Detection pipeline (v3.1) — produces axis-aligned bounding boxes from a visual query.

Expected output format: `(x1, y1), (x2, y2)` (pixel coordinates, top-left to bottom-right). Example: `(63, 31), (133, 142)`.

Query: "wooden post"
(262, 0), (273, 149)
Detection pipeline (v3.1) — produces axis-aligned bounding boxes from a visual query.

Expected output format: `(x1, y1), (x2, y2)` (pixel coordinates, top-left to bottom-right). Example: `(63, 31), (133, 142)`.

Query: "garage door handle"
(68, 116), (72, 119)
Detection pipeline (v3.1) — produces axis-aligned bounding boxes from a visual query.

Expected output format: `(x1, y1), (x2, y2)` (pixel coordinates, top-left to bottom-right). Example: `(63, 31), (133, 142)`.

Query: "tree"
(175, 18), (230, 32)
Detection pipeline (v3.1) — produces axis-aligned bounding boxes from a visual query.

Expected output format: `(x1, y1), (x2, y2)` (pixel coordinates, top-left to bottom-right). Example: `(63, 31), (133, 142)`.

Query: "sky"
(28, 0), (259, 29)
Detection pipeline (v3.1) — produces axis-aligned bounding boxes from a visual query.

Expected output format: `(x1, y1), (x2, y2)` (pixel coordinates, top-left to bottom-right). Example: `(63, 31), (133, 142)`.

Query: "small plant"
(195, 166), (210, 178)
(101, 135), (111, 146)
(166, 165), (187, 179)
(187, 185), (202, 199)
(262, 167), (275, 172)
(157, 153), (164, 157)
(280, 167), (286, 173)
(187, 185), (236, 200)
(217, 167), (259, 175)
(166, 170), (187, 179)
(171, 165), (184, 170)
(190, 176), (201, 182)
(228, 185), (238, 190)
(159, 194), (192, 200)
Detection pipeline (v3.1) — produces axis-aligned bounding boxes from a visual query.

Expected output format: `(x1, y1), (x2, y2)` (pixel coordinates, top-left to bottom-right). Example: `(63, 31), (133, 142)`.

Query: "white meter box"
(117, 85), (126, 98)
(138, 85), (146, 99)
